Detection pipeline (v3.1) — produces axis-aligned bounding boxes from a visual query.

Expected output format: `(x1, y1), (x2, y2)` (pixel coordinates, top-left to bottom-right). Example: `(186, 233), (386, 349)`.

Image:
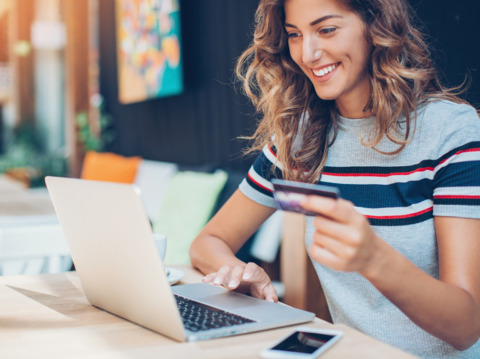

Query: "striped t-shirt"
(239, 100), (480, 359)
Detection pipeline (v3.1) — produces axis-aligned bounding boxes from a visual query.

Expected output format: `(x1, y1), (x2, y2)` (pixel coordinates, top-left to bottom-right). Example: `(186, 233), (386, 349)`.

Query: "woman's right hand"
(202, 262), (278, 302)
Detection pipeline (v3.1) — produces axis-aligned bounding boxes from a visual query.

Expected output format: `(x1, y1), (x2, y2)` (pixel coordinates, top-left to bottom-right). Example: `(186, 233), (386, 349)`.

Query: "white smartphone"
(271, 179), (340, 216)
(259, 327), (343, 358)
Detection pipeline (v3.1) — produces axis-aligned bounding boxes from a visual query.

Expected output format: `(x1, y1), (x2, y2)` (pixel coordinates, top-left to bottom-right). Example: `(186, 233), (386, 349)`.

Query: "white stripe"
(355, 199), (433, 217)
(434, 186), (480, 197)
(434, 204), (480, 216)
(322, 169), (434, 185)
(263, 145), (283, 171)
(446, 149), (480, 162)
(248, 167), (274, 192)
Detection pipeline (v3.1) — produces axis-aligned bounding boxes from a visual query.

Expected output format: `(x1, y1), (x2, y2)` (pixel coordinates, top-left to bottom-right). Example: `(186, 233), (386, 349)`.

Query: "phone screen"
(271, 330), (336, 354)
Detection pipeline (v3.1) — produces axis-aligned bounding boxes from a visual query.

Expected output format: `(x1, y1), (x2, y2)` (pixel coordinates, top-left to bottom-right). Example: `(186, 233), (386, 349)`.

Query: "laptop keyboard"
(174, 294), (256, 332)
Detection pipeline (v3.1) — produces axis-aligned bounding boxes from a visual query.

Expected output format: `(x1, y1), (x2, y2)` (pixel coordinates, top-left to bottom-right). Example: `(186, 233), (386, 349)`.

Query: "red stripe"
(247, 173), (273, 193)
(268, 146), (277, 159)
(365, 207), (432, 220)
(438, 148), (480, 165)
(265, 146), (299, 170)
(459, 148), (480, 153)
(435, 195), (480, 200)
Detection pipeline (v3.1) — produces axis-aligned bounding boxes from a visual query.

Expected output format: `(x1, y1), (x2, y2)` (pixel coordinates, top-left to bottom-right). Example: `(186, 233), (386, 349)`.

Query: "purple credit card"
(271, 179), (340, 216)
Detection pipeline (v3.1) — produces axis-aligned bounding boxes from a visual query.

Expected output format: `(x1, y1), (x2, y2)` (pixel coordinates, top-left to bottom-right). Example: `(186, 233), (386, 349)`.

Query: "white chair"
(0, 176), (72, 275)
(133, 159), (178, 221)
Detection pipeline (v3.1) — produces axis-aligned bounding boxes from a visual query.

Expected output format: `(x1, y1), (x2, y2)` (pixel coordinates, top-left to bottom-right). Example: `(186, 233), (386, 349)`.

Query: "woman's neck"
(336, 101), (372, 119)
(335, 83), (373, 119)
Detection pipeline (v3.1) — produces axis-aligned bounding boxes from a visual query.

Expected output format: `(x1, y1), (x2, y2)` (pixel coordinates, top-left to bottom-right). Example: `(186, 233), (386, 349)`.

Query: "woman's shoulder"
(414, 100), (480, 154)
(417, 99), (479, 133)
(419, 99), (479, 123)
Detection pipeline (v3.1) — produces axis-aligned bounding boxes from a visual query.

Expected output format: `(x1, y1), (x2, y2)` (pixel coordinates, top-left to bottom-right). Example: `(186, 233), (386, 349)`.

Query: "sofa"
(79, 151), (284, 267)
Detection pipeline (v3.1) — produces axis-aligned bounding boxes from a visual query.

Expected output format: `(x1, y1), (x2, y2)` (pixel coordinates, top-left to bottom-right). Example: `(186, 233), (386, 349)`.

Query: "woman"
(189, 0), (480, 357)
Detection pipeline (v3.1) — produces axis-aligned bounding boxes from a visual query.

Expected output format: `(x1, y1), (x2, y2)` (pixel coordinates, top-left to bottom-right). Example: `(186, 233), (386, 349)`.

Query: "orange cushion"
(80, 151), (141, 183)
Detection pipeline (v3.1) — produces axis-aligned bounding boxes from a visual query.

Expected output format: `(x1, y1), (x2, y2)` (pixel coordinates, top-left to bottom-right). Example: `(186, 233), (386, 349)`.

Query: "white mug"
(152, 233), (167, 262)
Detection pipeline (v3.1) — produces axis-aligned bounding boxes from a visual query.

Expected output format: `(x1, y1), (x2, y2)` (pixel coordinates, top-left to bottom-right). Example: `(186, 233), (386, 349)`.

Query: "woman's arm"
(189, 189), (277, 300)
(302, 196), (480, 350)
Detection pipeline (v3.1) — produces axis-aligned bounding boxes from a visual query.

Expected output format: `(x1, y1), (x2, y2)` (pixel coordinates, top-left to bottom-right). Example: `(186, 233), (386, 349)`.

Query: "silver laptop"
(45, 176), (314, 342)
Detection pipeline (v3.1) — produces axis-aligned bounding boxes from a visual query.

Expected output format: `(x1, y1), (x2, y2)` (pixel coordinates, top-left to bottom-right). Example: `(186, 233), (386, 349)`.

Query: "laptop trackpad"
(202, 291), (264, 310)
(173, 283), (267, 310)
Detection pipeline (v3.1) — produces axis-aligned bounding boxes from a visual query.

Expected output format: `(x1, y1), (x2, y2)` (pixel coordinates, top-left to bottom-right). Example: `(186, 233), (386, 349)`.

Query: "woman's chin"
(314, 91), (339, 101)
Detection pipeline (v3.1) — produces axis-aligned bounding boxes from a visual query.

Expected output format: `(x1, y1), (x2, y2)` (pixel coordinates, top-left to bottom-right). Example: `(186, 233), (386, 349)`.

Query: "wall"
(411, 0), (480, 108)
(98, 0), (480, 172)
(99, 0), (260, 172)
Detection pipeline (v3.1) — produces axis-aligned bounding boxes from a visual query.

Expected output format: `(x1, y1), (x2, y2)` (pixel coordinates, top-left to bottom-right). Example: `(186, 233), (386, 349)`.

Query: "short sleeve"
(432, 103), (480, 219)
(239, 145), (283, 208)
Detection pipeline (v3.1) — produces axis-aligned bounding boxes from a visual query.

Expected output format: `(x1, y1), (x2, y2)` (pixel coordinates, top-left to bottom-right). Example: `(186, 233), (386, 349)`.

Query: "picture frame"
(115, 0), (183, 104)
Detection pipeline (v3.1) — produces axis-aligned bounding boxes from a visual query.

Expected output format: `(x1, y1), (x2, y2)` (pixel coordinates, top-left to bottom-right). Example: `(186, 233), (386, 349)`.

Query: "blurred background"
(0, 0), (478, 311)
(0, 0), (479, 186)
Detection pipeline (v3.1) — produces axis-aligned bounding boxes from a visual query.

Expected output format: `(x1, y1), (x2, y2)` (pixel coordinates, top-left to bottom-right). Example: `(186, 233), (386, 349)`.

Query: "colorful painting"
(116, 0), (183, 104)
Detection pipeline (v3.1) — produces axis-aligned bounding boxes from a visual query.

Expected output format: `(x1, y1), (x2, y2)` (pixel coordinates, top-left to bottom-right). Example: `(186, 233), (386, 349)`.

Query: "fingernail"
(242, 272), (251, 280)
(268, 298), (275, 303)
(213, 278), (221, 285)
(228, 280), (238, 288)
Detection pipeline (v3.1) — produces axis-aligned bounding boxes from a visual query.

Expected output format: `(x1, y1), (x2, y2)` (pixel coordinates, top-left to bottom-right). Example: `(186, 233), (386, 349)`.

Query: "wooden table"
(0, 265), (417, 359)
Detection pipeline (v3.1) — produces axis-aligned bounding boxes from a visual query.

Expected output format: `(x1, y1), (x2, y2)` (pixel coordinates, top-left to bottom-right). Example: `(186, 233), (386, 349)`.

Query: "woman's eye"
(287, 32), (301, 39)
(319, 27), (337, 35)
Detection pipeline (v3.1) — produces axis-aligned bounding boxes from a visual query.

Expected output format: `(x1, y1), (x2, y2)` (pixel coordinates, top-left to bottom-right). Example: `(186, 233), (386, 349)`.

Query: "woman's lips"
(311, 62), (340, 81)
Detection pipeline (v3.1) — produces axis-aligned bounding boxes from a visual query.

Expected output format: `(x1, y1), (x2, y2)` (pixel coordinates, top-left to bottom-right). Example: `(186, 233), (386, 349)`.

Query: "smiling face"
(284, 0), (372, 118)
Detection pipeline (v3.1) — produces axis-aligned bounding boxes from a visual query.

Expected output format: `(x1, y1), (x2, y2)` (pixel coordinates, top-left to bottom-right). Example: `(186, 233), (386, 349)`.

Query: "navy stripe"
(434, 198), (480, 206)
(434, 161), (480, 187)
(245, 175), (273, 197)
(252, 149), (283, 181)
(321, 179), (432, 209)
(367, 210), (433, 226)
(437, 141), (480, 163)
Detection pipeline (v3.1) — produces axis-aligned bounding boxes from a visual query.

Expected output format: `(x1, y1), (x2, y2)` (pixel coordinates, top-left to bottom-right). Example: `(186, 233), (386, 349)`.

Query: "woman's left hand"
(301, 195), (382, 276)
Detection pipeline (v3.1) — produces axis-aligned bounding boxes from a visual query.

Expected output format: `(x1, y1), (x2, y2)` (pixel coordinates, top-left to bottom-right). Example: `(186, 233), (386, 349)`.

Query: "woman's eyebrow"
(285, 14), (343, 29)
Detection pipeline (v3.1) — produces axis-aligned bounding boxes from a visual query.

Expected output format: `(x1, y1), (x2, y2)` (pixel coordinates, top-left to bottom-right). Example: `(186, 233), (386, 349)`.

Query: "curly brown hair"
(236, 0), (471, 182)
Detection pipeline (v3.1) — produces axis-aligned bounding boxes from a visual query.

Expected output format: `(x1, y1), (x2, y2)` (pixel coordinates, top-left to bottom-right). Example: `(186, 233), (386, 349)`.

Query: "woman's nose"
(302, 35), (323, 65)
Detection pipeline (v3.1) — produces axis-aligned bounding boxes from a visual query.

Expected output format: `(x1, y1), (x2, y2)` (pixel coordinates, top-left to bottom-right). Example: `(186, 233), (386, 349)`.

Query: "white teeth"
(313, 64), (337, 77)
